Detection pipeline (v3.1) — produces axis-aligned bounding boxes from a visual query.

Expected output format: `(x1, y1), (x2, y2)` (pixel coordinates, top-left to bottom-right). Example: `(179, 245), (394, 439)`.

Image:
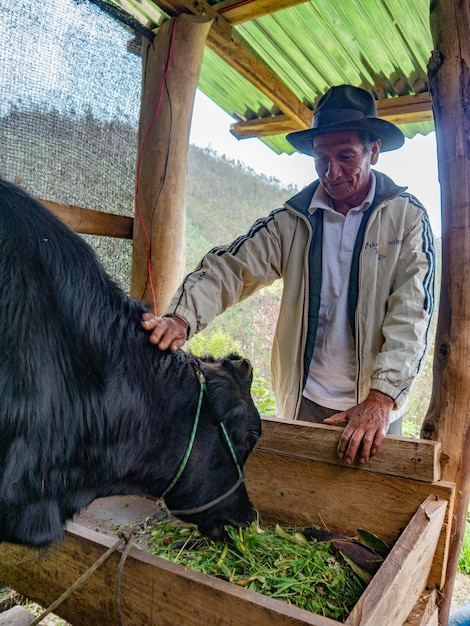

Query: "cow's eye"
(245, 430), (259, 450)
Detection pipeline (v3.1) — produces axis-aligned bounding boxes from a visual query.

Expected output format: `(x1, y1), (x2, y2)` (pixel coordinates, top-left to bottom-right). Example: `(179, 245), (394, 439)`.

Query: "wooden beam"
(215, 0), (310, 25)
(404, 591), (439, 626)
(438, 424), (470, 624)
(155, 0), (232, 39)
(207, 30), (312, 128)
(376, 92), (434, 125)
(420, 0), (470, 622)
(230, 114), (301, 139)
(41, 199), (133, 239)
(257, 417), (442, 483)
(230, 92), (434, 140)
(131, 14), (212, 309)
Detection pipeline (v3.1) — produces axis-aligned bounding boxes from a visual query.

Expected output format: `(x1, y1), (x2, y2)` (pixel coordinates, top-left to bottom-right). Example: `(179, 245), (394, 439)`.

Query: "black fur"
(0, 179), (261, 546)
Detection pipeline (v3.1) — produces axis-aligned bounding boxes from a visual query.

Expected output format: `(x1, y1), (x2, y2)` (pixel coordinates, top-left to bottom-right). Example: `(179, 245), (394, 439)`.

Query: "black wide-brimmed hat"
(286, 85), (405, 155)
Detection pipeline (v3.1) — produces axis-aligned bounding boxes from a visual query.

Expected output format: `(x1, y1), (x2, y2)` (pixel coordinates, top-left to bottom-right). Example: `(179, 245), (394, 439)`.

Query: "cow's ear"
(223, 355), (253, 381)
(202, 354), (255, 422)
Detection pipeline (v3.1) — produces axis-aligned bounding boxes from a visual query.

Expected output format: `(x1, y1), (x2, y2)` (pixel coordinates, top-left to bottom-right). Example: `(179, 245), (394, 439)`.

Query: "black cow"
(0, 178), (261, 547)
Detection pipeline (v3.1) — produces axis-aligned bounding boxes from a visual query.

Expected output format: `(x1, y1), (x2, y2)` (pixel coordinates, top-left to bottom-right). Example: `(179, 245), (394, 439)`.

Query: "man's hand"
(323, 390), (394, 465)
(141, 313), (188, 353)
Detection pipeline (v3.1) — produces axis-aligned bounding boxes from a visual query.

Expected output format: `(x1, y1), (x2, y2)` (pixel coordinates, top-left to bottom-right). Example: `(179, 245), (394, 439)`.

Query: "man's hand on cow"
(141, 313), (189, 353)
(323, 390), (394, 465)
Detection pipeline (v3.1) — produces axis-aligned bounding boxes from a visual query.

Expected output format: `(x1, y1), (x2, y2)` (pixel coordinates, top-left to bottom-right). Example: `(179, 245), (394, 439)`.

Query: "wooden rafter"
(41, 199), (133, 239)
(376, 92), (433, 125)
(230, 114), (301, 139)
(214, 0), (310, 25)
(154, 0), (232, 39)
(230, 92), (433, 140)
(207, 29), (312, 129)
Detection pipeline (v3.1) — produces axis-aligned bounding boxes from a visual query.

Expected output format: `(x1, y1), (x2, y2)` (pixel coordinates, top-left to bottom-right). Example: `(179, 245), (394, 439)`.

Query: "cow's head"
(163, 353), (261, 538)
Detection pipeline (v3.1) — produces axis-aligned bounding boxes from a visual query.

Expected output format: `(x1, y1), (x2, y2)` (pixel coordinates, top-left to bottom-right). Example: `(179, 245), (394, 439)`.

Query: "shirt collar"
(308, 172), (376, 214)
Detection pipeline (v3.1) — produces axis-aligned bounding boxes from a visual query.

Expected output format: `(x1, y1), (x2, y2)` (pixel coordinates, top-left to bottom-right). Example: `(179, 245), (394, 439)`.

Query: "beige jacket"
(166, 171), (435, 422)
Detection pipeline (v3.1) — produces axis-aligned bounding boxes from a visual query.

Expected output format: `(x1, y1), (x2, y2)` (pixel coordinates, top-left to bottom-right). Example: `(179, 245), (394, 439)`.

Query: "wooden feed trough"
(0, 2), (468, 625)
(0, 418), (454, 626)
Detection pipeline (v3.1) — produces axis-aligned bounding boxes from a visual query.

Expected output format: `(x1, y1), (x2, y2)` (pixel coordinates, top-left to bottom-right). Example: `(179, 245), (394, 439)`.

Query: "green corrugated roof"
(109, 0), (435, 154)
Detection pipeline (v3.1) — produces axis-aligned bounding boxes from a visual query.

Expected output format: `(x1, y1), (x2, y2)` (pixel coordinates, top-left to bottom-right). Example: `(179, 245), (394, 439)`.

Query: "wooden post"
(421, 0), (470, 622)
(131, 14), (213, 312)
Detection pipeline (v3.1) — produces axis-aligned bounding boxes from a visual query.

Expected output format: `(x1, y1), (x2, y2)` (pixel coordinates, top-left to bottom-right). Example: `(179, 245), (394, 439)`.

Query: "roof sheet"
(108, 0), (436, 154)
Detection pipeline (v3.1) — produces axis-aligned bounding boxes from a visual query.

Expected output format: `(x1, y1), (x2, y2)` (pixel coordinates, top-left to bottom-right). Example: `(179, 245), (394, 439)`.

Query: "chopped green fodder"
(145, 519), (368, 621)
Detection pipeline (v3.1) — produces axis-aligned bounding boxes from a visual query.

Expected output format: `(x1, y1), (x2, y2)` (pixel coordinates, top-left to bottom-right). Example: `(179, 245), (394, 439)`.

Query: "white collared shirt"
(303, 174), (376, 410)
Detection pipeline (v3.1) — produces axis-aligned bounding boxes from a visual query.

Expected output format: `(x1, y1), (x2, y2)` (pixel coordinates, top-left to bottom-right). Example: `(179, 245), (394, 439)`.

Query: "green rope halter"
(220, 422), (243, 479)
(161, 364), (244, 510)
(161, 368), (206, 500)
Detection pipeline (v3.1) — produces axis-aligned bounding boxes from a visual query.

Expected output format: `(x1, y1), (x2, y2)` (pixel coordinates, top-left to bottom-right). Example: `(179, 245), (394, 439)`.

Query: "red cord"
(134, 16), (180, 314)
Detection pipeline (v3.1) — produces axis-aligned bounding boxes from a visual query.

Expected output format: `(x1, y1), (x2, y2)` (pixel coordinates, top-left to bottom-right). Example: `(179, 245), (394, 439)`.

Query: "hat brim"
(286, 118), (405, 155)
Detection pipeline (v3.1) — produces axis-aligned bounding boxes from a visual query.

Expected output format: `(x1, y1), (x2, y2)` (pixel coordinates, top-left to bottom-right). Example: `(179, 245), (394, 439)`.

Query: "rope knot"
(118, 528), (134, 543)
(195, 368), (206, 385)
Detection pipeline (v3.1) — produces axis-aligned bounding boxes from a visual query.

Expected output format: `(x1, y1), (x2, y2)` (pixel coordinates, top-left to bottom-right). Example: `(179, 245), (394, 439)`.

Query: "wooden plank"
(215, 0), (310, 25)
(40, 199), (133, 239)
(155, 0), (232, 39)
(230, 93), (433, 140)
(0, 523), (341, 626)
(376, 92), (433, 125)
(230, 114), (301, 138)
(245, 450), (454, 588)
(404, 590), (439, 626)
(115, 0), (165, 27)
(206, 30), (312, 129)
(345, 497), (447, 626)
(257, 417), (442, 482)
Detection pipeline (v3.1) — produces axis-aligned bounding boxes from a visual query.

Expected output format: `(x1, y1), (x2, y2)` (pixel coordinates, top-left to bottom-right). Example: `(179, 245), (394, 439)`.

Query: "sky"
(189, 91), (442, 237)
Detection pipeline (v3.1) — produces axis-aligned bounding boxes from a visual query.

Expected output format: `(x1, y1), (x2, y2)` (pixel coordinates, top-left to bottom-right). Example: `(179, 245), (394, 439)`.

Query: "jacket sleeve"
(369, 209), (435, 411)
(164, 210), (285, 337)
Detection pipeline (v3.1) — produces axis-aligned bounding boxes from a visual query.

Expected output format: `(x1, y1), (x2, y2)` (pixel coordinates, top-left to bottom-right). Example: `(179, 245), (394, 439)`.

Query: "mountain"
(186, 145), (298, 269)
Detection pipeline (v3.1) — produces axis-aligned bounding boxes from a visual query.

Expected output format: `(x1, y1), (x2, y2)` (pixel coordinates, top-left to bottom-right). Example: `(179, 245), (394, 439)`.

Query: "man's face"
(312, 130), (380, 208)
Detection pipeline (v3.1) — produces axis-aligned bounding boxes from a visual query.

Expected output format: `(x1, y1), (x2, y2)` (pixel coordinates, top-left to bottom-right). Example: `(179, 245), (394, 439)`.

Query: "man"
(142, 85), (435, 466)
